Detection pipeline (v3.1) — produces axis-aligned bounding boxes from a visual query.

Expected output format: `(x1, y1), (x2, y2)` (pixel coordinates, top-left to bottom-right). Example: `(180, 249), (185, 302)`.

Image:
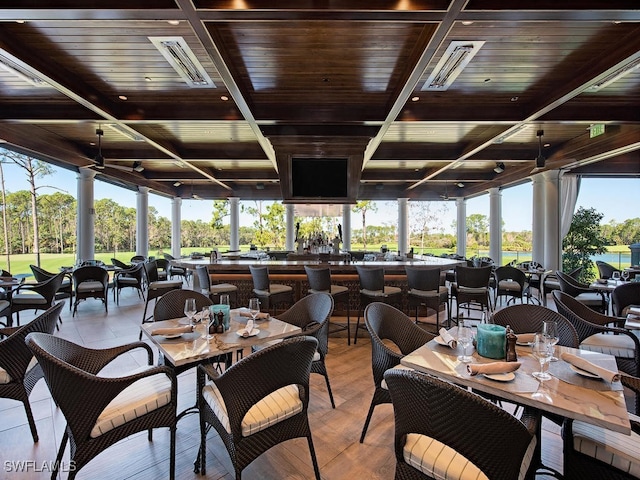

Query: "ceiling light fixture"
(422, 40), (485, 91)
(493, 162), (505, 174)
(535, 130), (546, 169)
(94, 127), (105, 170)
(149, 36), (215, 88)
(456, 182), (465, 188)
(589, 57), (640, 91)
(256, 182), (265, 190)
(173, 181), (182, 187)
(493, 124), (530, 144)
(105, 123), (143, 141)
(132, 161), (144, 172)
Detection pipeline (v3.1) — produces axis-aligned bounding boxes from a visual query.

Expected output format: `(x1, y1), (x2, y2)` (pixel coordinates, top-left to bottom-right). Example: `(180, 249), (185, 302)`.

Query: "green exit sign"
(590, 124), (605, 138)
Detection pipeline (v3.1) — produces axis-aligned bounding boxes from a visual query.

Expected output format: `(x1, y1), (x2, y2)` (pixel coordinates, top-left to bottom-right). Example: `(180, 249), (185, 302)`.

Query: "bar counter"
(171, 256), (464, 317)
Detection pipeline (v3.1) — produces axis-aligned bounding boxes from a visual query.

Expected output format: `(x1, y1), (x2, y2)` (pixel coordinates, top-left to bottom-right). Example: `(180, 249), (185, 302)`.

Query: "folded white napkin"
(516, 333), (536, 344)
(242, 319), (255, 337)
(467, 362), (521, 376)
(561, 352), (620, 382)
(151, 325), (193, 336)
(192, 310), (209, 323)
(240, 310), (270, 320)
(438, 328), (457, 348)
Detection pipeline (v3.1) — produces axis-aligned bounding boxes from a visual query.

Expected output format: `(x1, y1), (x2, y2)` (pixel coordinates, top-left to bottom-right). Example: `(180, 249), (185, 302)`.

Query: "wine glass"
(612, 271), (621, 281)
(531, 333), (553, 381)
(456, 320), (474, 363)
(622, 270), (630, 282)
(184, 298), (197, 325)
(248, 298), (261, 322)
(206, 307), (216, 340)
(542, 319), (559, 362)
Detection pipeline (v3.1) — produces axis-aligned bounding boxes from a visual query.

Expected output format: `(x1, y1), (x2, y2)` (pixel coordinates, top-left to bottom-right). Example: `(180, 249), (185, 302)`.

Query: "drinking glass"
(184, 298), (197, 325)
(456, 321), (474, 363)
(531, 333), (553, 381)
(206, 308), (216, 340)
(220, 294), (230, 306)
(248, 298), (260, 322)
(542, 319), (559, 361)
(612, 271), (621, 281)
(622, 270), (630, 282)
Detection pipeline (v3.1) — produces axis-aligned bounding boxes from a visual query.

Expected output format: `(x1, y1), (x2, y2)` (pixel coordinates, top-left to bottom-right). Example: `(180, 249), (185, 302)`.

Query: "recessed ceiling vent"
(149, 37), (215, 88)
(0, 50), (50, 87)
(422, 41), (485, 91)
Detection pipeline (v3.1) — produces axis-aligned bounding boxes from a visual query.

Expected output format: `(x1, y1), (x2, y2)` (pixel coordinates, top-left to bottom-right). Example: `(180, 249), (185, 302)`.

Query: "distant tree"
(562, 207), (608, 282)
(410, 201), (449, 253)
(466, 213), (489, 247)
(352, 200), (377, 250)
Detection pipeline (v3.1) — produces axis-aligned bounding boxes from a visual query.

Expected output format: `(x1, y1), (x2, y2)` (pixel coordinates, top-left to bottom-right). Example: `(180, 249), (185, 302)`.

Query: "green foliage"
(352, 200), (377, 249)
(562, 207), (608, 282)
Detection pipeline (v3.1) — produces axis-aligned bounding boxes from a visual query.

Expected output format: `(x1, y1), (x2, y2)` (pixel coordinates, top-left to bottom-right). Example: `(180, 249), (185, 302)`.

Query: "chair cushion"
(309, 285), (349, 296)
(254, 283), (292, 296)
(77, 281), (105, 293)
(403, 432), (536, 480)
(409, 286), (448, 298)
(381, 365), (413, 390)
(580, 333), (636, 359)
(202, 382), (302, 437)
(571, 413), (640, 477)
(91, 368), (172, 438)
(361, 285), (402, 297)
(0, 357), (38, 384)
(148, 280), (182, 290)
(457, 286), (488, 295)
(11, 292), (47, 305)
(116, 277), (139, 286)
(210, 283), (238, 294)
(498, 280), (521, 292)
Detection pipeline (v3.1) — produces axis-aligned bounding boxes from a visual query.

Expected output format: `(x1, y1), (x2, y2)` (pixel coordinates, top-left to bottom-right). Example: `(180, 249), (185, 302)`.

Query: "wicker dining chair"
(30, 264), (73, 311)
(384, 368), (539, 480)
(405, 265), (449, 331)
(113, 262), (145, 304)
(0, 301), (64, 442)
(195, 264), (238, 306)
(11, 272), (65, 326)
(562, 373), (640, 480)
(304, 265), (350, 344)
(596, 260), (622, 280)
(196, 336), (321, 479)
(249, 265), (294, 314)
(71, 265), (109, 316)
(163, 253), (190, 284)
(555, 270), (607, 313)
(611, 281), (640, 317)
(360, 302), (435, 443)
(25, 332), (177, 480)
(494, 265), (530, 306)
(450, 265), (494, 321)
(140, 260), (183, 337)
(553, 290), (640, 378)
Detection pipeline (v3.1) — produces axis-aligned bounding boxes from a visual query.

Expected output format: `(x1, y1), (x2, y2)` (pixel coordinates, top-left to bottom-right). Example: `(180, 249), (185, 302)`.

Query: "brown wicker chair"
(195, 264), (238, 306)
(494, 265), (530, 306)
(305, 265), (350, 344)
(71, 265), (109, 315)
(612, 281), (640, 317)
(553, 290), (639, 378)
(11, 272), (65, 326)
(0, 301), (64, 442)
(25, 332), (177, 480)
(556, 270), (606, 313)
(140, 260), (183, 337)
(541, 266), (582, 306)
(562, 373), (640, 480)
(163, 253), (190, 284)
(384, 368), (539, 480)
(450, 265), (494, 321)
(196, 336), (321, 479)
(113, 262), (144, 304)
(360, 302), (435, 443)
(30, 264), (73, 311)
(249, 265), (294, 314)
(405, 266), (449, 331)
(353, 265), (402, 344)
(596, 260), (622, 280)
(491, 304), (579, 348)
(253, 292), (336, 408)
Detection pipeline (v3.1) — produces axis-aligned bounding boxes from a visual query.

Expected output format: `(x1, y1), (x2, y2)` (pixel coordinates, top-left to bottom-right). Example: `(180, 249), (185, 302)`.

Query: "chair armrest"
(0, 326), (19, 338)
(75, 342), (154, 374)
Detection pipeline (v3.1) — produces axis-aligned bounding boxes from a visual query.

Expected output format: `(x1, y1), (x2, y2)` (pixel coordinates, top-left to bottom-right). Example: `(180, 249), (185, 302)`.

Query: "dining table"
(401, 335), (631, 435)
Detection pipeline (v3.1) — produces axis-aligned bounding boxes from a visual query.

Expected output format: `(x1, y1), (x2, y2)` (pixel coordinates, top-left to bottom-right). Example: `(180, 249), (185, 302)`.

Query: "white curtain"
(560, 172), (581, 238)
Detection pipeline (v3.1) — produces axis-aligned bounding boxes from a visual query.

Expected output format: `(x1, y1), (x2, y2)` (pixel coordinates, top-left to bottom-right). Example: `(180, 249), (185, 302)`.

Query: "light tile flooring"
(0, 288), (563, 479)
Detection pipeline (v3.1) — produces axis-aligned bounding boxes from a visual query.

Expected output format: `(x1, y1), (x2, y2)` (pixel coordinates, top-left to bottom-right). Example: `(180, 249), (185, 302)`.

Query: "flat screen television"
(290, 157), (349, 200)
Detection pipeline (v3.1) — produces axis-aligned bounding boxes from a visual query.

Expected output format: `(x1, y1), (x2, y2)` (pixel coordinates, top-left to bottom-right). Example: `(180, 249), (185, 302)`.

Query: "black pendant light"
(535, 129), (546, 169)
(94, 127), (105, 169)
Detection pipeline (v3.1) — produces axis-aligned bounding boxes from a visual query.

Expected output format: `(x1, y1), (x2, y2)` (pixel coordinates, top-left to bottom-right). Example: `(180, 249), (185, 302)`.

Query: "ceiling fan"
(87, 126), (144, 173)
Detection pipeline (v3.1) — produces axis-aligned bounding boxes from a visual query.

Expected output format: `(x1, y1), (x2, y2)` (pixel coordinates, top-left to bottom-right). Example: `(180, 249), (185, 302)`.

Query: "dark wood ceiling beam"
(260, 125), (380, 138)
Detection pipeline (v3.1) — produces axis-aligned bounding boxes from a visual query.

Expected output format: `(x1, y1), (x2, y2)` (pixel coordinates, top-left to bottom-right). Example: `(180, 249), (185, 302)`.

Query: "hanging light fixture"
(94, 127), (105, 169)
(535, 130), (546, 168)
(132, 161), (144, 172)
(493, 162), (505, 174)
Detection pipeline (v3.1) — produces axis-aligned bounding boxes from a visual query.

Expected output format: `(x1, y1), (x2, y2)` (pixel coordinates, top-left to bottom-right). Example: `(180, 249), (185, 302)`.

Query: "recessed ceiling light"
(544, 143), (550, 148)
(173, 181), (182, 187)
(511, 96), (519, 102)
(16, 20), (26, 24)
(118, 95), (128, 101)
(167, 20), (180, 26)
(461, 21), (474, 26)
(220, 95), (229, 101)
(144, 76), (152, 82)
(411, 96), (419, 102)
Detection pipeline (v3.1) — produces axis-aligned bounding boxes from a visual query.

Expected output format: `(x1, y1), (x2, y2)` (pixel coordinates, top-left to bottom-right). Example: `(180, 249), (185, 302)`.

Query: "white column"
(171, 197), (182, 258)
(397, 198), (408, 255)
(342, 204), (351, 251)
(456, 198), (467, 258)
(489, 188), (502, 265)
(285, 204), (295, 251)
(229, 197), (240, 252)
(543, 170), (561, 271)
(531, 174), (545, 265)
(76, 167), (96, 264)
(136, 186), (149, 257)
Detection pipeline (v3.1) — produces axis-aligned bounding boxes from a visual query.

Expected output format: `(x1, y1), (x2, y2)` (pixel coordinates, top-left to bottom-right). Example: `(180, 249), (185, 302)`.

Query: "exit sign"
(590, 124), (605, 138)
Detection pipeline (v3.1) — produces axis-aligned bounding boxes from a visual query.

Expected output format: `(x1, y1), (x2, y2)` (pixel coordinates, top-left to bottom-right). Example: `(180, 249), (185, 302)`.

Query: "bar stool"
(304, 265), (351, 344)
(195, 265), (238, 307)
(353, 265), (402, 344)
(405, 265), (449, 331)
(249, 265), (294, 315)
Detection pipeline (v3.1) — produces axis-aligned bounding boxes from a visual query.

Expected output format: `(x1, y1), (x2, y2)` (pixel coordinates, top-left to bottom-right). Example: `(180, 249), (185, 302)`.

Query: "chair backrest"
(552, 290), (609, 342)
(491, 304), (579, 347)
(163, 253), (176, 261)
(304, 266), (332, 292)
(384, 369), (535, 480)
(111, 258), (131, 269)
(494, 265), (527, 287)
(405, 266), (442, 291)
(153, 289), (212, 322)
(612, 282), (640, 317)
(276, 293), (334, 355)
(0, 269), (11, 277)
(121, 262), (144, 282)
(249, 265), (270, 291)
(130, 255), (146, 263)
(455, 265), (493, 288)
(72, 265), (108, 288)
(555, 270), (587, 296)
(356, 265), (385, 291)
(596, 260), (620, 279)
(0, 301), (64, 382)
(143, 260), (159, 283)
(195, 265), (211, 293)
(30, 264), (54, 282)
(31, 273), (66, 304)
(155, 258), (169, 271)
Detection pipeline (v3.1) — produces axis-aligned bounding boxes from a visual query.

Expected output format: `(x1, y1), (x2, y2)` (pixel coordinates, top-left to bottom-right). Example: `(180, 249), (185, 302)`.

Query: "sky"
(2, 160), (638, 234)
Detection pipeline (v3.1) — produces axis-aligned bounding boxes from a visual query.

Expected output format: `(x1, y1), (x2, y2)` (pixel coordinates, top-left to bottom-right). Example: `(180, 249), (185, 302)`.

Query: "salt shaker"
(505, 325), (518, 362)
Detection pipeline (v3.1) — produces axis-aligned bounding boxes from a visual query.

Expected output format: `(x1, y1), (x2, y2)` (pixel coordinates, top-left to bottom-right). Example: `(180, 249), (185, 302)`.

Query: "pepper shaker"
(505, 325), (518, 362)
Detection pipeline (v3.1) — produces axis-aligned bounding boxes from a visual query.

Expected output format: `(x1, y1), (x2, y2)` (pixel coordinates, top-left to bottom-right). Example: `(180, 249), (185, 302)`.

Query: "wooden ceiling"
(1, 1), (639, 203)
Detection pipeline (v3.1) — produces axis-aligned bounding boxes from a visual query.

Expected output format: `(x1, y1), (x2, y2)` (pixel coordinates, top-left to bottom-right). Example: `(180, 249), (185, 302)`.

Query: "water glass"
(184, 298), (197, 325)
(248, 298), (260, 322)
(542, 320), (559, 361)
(531, 333), (553, 381)
(457, 321), (474, 363)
